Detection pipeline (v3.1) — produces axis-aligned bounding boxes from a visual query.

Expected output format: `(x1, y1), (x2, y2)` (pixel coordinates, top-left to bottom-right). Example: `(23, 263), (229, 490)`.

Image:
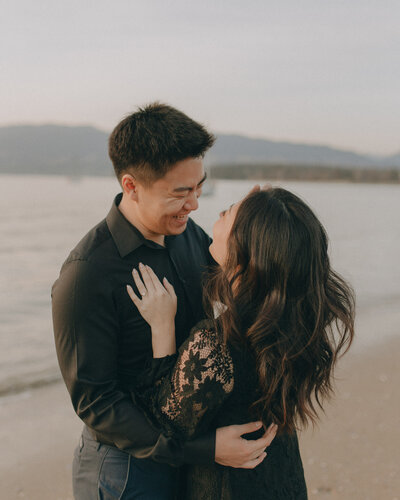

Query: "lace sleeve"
(134, 322), (234, 440)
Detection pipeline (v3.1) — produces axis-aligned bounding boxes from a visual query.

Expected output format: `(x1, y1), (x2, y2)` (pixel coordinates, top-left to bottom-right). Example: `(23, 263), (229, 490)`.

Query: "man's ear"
(121, 174), (139, 201)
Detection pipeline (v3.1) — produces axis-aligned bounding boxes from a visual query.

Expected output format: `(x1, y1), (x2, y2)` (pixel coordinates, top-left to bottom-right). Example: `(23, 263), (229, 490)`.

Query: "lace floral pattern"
(135, 320), (234, 440)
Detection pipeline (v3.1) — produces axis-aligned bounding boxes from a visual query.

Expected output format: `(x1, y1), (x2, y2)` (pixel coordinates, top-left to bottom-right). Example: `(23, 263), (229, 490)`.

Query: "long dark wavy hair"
(204, 188), (355, 434)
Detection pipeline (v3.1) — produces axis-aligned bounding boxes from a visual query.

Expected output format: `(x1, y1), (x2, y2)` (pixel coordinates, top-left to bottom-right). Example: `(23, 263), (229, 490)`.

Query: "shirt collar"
(106, 193), (147, 258)
(106, 193), (178, 257)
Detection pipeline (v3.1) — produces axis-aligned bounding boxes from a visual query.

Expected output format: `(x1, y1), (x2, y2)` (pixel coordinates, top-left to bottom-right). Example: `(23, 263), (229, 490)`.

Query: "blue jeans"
(72, 426), (178, 500)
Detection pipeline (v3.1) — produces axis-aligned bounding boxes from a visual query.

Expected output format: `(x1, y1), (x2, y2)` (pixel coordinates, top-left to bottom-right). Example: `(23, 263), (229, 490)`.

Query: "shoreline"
(1, 336), (399, 499)
(2, 297), (399, 400)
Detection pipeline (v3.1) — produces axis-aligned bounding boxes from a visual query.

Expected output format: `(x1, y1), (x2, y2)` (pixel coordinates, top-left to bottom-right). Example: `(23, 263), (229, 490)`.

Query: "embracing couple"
(52, 103), (354, 499)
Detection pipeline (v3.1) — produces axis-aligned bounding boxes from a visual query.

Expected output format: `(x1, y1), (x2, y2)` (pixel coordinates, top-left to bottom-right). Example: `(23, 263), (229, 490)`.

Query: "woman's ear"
(121, 174), (139, 201)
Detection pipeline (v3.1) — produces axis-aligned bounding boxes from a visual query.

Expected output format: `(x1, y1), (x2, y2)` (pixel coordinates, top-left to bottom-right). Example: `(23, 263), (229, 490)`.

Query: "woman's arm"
(135, 323), (234, 440)
(126, 264), (234, 440)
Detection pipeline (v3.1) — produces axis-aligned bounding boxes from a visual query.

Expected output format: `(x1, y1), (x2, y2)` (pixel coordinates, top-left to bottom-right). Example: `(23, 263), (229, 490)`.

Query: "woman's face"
(209, 201), (240, 266)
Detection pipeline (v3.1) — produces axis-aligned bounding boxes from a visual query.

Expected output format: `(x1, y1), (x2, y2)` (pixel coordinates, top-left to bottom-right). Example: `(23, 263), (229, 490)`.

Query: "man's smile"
(173, 214), (189, 221)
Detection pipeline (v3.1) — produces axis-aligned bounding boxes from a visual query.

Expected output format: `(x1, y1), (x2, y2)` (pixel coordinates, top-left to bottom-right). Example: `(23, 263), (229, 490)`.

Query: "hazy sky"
(1, 0), (399, 155)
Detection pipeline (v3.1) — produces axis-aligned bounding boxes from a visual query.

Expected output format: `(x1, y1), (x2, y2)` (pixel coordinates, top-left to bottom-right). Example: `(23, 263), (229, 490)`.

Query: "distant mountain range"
(0, 124), (399, 177)
(207, 134), (400, 169)
(0, 125), (111, 176)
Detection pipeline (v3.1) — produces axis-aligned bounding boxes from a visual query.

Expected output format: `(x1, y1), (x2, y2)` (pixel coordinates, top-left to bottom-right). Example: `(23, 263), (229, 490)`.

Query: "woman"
(127, 187), (355, 500)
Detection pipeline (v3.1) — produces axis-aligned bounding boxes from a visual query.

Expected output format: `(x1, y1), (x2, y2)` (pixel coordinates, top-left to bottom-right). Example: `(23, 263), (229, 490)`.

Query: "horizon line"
(0, 121), (397, 158)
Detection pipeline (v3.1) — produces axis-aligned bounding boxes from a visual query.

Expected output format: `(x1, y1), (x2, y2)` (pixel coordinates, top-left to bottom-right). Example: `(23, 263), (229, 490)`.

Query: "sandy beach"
(300, 335), (400, 500)
(1, 331), (398, 500)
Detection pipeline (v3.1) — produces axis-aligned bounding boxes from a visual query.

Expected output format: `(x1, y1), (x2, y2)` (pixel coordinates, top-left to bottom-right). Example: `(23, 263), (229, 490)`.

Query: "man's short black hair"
(108, 102), (215, 184)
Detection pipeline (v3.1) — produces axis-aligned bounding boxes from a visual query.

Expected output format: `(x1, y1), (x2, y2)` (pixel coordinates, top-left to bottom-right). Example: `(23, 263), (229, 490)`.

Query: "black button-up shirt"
(52, 194), (215, 465)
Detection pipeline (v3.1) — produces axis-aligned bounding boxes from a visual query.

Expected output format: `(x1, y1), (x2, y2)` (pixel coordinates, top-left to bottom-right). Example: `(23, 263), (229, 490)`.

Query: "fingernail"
(139, 262), (144, 268)
(255, 422), (263, 428)
(133, 269), (138, 274)
(126, 285), (132, 291)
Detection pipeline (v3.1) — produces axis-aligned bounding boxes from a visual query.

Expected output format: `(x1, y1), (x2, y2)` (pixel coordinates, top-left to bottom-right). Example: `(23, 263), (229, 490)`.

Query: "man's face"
(134, 158), (206, 241)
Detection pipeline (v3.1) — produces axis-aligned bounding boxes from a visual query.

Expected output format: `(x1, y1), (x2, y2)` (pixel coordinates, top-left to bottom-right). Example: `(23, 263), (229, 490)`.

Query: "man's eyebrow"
(172, 172), (207, 193)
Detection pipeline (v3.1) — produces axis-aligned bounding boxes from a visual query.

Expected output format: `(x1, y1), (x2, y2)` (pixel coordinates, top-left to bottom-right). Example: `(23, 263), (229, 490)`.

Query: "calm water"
(0, 175), (399, 395)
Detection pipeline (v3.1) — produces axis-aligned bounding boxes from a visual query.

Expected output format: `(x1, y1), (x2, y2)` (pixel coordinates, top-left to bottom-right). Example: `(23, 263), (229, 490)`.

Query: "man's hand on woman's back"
(215, 422), (278, 469)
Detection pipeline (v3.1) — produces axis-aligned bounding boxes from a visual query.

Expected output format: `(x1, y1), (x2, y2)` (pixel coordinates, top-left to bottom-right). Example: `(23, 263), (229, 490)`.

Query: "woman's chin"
(209, 244), (223, 266)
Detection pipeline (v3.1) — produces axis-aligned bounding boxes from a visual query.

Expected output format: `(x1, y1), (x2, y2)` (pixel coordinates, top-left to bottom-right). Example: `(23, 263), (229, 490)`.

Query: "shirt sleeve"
(133, 323), (235, 441)
(52, 258), (215, 466)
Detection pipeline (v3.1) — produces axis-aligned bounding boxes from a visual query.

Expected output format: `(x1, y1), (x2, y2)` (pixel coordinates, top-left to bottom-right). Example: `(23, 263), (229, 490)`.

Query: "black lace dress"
(133, 320), (308, 500)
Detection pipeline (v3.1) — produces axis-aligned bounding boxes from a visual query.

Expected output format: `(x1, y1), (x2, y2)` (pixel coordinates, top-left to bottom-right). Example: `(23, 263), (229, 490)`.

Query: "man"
(52, 103), (275, 499)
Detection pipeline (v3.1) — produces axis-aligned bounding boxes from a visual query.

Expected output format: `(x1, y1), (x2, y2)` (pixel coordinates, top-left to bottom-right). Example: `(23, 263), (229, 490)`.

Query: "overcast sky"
(1, 0), (399, 155)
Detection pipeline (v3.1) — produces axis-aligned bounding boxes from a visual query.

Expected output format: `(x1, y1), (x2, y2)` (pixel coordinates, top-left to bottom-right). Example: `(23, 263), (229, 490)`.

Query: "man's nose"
(184, 192), (199, 211)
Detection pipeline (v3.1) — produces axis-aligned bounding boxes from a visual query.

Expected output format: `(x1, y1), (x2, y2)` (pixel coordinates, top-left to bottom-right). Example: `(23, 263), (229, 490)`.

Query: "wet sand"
(1, 336), (399, 500)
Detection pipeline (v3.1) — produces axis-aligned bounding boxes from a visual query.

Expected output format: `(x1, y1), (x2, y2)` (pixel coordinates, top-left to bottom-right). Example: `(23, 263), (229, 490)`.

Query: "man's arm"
(52, 258), (214, 466)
